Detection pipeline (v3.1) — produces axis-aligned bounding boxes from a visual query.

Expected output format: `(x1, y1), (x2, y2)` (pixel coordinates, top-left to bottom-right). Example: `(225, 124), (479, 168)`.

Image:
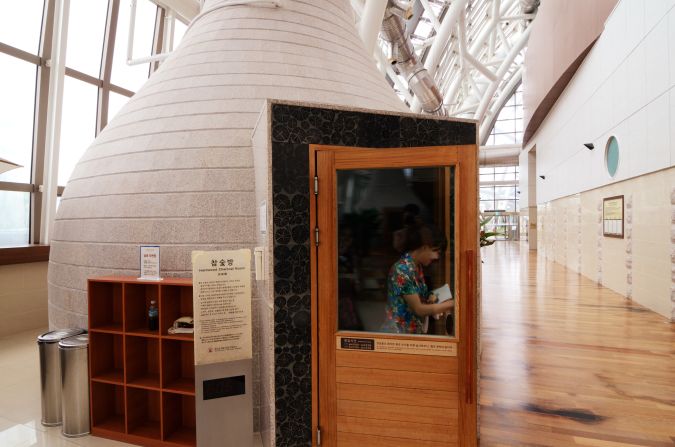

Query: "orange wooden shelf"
(92, 416), (125, 434)
(162, 333), (194, 341)
(127, 374), (161, 390)
(88, 277), (196, 447)
(163, 378), (195, 396)
(126, 328), (160, 338)
(91, 370), (124, 385)
(90, 325), (123, 334)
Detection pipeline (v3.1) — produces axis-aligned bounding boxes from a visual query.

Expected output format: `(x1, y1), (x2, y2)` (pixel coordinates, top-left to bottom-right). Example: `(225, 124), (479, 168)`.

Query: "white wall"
(524, 0), (675, 319)
(0, 263), (48, 337)
(525, 0), (675, 202)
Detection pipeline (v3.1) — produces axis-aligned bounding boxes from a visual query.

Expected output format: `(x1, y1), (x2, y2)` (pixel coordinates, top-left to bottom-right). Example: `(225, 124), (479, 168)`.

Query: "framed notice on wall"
(603, 195), (624, 238)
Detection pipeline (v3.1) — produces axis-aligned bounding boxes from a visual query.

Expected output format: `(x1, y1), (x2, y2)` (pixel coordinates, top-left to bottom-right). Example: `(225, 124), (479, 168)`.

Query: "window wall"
(485, 83), (523, 146)
(479, 166), (520, 241)
(479, 166), (520, 212)
(0, 0), (188, 247)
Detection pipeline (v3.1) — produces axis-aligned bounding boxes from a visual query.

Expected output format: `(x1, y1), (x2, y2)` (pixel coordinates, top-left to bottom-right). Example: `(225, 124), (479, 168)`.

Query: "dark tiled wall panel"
(271, 103), (476, 446)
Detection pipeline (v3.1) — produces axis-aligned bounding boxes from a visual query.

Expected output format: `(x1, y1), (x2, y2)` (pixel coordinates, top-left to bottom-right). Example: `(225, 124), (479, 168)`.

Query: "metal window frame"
(0, 0), (166, 261)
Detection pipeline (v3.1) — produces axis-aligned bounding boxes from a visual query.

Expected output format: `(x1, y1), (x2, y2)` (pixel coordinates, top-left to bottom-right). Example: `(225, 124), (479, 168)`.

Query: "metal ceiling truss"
(352, 0), (537, 143)
(136, 0), (536, 143)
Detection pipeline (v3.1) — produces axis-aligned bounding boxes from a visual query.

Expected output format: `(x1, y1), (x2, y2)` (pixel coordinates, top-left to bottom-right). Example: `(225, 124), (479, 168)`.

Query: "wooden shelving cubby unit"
(88, 276), (195, 447)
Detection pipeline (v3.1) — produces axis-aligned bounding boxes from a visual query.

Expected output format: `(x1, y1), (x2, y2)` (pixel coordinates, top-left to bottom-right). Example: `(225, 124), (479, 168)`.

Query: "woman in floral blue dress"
(381, 223), (454, 334)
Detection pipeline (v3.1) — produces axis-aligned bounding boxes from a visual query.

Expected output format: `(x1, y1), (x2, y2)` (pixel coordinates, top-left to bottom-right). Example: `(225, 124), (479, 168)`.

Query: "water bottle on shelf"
(148, 300), (159, 331)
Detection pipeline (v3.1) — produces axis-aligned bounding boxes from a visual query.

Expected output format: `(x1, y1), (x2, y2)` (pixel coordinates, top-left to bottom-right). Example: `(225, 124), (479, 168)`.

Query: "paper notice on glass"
(139, 245), (161, 280)
(192, 249), (252, 365)
(432, 284), (453, 303)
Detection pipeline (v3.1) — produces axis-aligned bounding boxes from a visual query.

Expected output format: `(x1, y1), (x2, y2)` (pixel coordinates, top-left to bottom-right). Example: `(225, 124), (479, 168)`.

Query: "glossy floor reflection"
(479, 242), (675, 446)
(2, 242), (674, 447)
(0, 328), (263, 447)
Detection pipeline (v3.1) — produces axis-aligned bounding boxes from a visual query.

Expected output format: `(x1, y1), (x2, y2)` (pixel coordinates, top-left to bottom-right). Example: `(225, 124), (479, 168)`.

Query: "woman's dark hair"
(402, 203), (420, 226)
(400, 222), (447, 253)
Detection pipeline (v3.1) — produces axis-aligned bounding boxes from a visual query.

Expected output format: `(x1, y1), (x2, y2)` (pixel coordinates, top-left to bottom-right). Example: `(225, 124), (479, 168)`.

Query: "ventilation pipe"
(381, 0), (443, 113)
(519, 0), (540, 14)
(479, 144), (521, 166)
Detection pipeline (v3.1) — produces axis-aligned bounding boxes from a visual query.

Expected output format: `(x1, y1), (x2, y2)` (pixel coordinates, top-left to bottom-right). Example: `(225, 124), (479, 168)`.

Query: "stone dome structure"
(48, 0), (406, 329)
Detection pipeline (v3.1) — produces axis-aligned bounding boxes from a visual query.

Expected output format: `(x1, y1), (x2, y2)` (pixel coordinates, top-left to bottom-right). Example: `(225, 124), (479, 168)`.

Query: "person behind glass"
(381, 223), (454, 334)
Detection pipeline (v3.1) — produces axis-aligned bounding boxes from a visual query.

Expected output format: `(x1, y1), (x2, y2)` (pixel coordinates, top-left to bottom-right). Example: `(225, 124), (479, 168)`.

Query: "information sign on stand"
(192, 249), (252, 365)
(191, 249), (253, 447)
(138, 245), (162, 280)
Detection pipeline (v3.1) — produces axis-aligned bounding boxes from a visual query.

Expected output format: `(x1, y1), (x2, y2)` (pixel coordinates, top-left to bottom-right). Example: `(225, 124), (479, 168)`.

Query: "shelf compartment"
(126, 335), (160, 389)
(160, 285), (193, 337)
(161, 339), (195, 395)
(126, 388), (161, 440)
(89, 281), (123, 331)
(163, 333), (194, 342)
(162, 392), (196, 446)
(124, 283), (160, 335)
(91, 382), (125, 434)
(90, 333), (124, 384)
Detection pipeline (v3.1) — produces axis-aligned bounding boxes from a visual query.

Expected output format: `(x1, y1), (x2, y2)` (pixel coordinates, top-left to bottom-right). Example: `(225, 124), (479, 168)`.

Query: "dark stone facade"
(270, 103), (476, 446)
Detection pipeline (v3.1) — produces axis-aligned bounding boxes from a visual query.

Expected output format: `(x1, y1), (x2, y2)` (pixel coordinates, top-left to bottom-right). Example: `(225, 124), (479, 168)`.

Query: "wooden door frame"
(309, 144), (478, 447)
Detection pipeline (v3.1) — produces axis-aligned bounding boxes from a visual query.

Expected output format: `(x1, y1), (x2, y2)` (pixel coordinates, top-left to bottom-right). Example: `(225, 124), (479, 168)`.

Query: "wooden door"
(310, 145), (478, 447)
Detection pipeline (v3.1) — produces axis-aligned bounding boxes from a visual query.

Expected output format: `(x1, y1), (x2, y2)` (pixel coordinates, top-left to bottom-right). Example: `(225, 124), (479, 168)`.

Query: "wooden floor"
(479, 242), (675, 447)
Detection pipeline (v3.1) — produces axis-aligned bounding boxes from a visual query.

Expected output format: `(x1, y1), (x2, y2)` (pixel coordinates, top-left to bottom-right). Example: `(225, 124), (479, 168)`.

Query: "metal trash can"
(59, 334), (90, 437)
(37, 328), (85, 426)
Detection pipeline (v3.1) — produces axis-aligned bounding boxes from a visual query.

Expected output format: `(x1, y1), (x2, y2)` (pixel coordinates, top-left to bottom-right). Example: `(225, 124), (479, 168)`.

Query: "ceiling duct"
(519, 0), (540, 14)
(380, 0), (443, 113)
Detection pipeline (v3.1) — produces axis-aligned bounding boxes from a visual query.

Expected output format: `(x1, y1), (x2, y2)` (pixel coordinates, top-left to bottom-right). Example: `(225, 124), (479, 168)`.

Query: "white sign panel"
(192, 249), (252, 365)
(139, 245), (161, 280)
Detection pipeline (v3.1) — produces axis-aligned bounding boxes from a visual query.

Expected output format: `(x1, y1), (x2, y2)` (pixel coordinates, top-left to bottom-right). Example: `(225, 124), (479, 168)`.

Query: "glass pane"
(479, 167), (494, 175)
(494, 119), (515, 134)
(111, 0), (157, 91)
(337, 167), (456, 337)
(494, 133), (516, 145)
(495, 186), (515, 199)
(59, 76), (98, 185)
(0, 191), (30, 246)
(0, 54), (37, 183)
(495, 200), (516, 212)
(515, 91), (523, 105)
(480, 201), (492, 212)
(108, 91), (131, 122)
(606, 136), (619, 177)
(65, 0), (108, 76)
(479, 174), (493, 184)
(173, 18), (187, 47)
(479, 187), (494, 201)
(498, 106), (516, 120)
(494, 172), (515, 181)
(0, 0), (44, 54)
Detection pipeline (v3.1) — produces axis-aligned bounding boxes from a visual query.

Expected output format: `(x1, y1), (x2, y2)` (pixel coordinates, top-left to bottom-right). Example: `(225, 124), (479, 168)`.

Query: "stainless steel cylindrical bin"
(59, 334), (90, 437)
(37, 329), (85, 426)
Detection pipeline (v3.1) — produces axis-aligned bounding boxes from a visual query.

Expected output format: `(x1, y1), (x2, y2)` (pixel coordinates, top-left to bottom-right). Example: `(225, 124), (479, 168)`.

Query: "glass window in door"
(336, 166), (456, 337)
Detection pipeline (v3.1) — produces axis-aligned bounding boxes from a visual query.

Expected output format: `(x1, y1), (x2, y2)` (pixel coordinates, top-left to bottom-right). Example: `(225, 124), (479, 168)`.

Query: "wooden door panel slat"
(337, 366), (457, 392)
(337, 383), (458, 409)
(338, 399), (459, 425)
(336, 349), (458, 374)
(337, 415), (458, 442)
(337, 431), (457, 447)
